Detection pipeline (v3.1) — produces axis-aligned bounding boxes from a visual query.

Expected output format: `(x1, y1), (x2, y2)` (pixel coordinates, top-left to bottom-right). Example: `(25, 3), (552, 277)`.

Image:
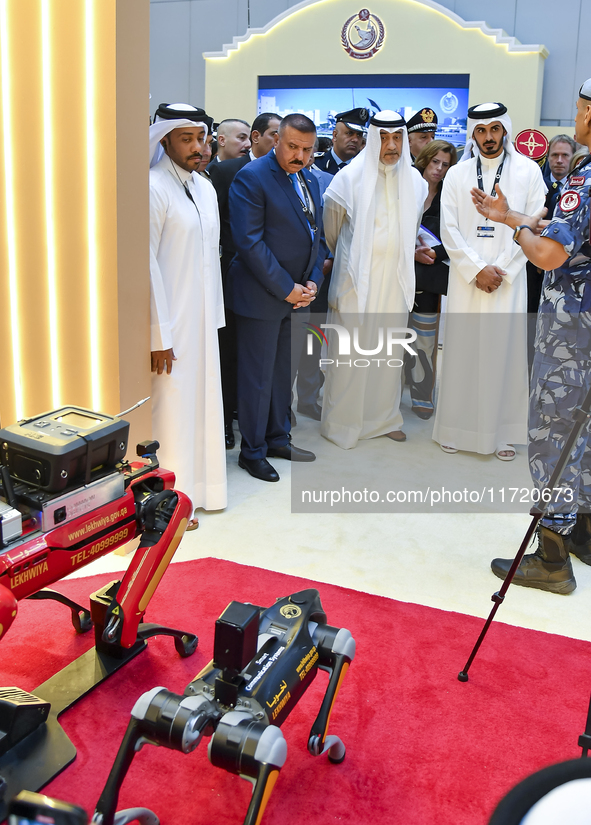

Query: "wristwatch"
(513, 224), (534, 245)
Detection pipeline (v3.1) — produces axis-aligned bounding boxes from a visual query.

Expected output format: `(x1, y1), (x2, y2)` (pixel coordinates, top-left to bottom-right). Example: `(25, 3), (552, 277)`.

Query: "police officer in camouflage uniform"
(471, 78), (591, 594)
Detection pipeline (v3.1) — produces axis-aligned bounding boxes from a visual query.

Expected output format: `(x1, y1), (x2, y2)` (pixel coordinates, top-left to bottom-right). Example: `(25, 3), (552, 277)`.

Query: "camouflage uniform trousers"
(531, 155), (591, 534)
(528, 348), (591, 533)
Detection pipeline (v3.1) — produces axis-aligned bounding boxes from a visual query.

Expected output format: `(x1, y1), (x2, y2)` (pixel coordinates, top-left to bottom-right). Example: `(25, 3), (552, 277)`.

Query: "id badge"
(477, 224), (495, 239)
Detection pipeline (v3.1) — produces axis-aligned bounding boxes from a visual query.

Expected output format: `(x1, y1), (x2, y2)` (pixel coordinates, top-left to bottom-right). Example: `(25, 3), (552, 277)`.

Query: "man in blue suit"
(228, 113), (324, 481)
(543, 134), (576, 215)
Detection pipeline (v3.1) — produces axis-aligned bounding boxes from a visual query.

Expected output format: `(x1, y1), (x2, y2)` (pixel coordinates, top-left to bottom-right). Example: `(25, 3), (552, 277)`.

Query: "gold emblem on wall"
(341, 8), (385, 60)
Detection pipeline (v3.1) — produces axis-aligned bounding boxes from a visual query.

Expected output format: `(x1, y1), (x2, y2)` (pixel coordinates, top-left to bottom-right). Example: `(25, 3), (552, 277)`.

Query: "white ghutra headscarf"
(149, 103), (209, 168)
(324, 110), (424, 313)
(460, 102), (514, 162)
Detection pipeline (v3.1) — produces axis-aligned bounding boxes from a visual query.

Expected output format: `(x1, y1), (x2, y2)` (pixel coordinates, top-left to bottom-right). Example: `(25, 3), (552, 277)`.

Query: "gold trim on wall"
(0, 0), (150, 441)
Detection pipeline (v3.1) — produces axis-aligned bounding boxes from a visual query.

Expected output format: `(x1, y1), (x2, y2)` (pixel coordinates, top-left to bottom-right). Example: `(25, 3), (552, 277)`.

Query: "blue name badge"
(477, 225), (495, 238)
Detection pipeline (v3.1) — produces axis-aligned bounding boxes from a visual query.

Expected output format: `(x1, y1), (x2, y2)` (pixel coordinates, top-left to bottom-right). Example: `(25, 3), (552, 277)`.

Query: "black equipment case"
(0, 407), (129, 493)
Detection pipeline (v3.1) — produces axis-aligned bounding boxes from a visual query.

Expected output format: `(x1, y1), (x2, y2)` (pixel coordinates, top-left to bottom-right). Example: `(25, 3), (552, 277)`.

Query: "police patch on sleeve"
(559, 191), (581, 213)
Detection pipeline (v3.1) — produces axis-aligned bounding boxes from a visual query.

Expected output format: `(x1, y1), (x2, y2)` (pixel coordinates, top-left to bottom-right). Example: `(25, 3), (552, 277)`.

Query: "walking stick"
(458, 383), (591, 682)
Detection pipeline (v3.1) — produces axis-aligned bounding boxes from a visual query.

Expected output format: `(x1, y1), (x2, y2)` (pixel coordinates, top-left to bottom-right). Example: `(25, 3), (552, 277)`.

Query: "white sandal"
(495, 444), (516, 461)
(440, 443), (458, 454)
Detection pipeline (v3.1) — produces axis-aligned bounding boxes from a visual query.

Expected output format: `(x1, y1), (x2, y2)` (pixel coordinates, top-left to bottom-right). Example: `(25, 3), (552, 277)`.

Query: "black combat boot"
(491, 525), (577, 595)
(568, 513), (591, 565)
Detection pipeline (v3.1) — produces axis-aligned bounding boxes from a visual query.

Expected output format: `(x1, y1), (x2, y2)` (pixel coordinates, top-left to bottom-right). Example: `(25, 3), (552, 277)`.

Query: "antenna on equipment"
(117, 397), (150, 418)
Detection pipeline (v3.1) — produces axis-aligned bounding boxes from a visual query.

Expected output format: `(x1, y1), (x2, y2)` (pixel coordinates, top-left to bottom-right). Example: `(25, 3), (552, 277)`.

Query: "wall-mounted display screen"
(258, 74), (469, 146)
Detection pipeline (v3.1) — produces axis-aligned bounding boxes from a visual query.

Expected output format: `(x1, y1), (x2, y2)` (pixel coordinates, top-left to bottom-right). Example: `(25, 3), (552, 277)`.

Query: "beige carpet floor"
(70, 386), (591, 644)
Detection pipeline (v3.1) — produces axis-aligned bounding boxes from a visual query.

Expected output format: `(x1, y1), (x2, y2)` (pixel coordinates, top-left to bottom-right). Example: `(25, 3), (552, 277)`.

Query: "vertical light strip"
(86, 0), (100, 409)
(41, 0), (60, 407)
(0, 0), (23, 420)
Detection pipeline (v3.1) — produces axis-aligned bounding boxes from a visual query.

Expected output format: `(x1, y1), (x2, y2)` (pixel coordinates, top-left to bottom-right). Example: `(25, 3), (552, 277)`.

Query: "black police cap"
(407, 108), (438, 133)
(335, 107), (369, 133)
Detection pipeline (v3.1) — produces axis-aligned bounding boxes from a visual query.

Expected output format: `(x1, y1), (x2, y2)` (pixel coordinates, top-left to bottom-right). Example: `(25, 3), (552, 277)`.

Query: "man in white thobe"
(149, 103), (227, 523)
(432, 102), (546, 459)
(320, 111), (427, 449)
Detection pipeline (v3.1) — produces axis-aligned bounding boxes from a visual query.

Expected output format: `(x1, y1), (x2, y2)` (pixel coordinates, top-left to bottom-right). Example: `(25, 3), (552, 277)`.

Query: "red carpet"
(1, 558), (590, 825)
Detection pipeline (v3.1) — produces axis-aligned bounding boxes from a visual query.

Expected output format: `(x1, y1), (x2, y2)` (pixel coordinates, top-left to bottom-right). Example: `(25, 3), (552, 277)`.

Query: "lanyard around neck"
(291, 172), (317, 237)
(476, 150), (506, 196)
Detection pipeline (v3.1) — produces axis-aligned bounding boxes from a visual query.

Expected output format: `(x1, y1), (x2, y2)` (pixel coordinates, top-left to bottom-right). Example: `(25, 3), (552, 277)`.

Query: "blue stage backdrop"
(258, 74), (469, 145)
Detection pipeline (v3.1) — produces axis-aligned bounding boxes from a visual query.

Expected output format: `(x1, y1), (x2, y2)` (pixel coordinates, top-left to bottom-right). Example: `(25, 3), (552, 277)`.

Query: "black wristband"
(513, 224), (534, 246)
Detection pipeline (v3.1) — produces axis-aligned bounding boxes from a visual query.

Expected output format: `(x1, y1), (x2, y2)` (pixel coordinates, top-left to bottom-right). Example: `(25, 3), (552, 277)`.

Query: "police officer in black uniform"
(315, 108), (368, 175)
(471, 78), (591, 595)
(406, 107), (438, 160)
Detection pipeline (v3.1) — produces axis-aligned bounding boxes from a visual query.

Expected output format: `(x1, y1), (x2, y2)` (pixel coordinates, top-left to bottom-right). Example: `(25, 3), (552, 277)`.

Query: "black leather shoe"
(412, 406), (433, 420)
(297, 402), (322, 421)
(225, 424), (235, 450)
(238, 454), (279, 482)
(266, 444), (316, 462)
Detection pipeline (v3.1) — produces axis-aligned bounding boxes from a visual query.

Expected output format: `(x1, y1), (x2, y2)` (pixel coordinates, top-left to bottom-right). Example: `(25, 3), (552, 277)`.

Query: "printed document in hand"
(416, 225), (449, 266)
(417, 225), (440, 249)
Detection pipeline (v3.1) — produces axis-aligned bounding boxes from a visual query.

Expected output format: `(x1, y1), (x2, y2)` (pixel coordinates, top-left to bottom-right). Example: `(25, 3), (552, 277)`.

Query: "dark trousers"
(296, 311), (326, 407)
(235, 314), (294, 460)
(218, 306), (237, 428)
(294, 262), (330, 407)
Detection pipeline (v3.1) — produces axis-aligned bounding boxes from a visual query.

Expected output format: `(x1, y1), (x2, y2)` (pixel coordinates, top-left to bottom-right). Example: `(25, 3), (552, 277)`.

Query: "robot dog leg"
(209, 712), (287, 825)
(93, 589), (355, 825)
(94, 693), (289, 825)
(95, 487), (197, 656)
(307, 624), (356, 762)
(93, 686), (219, 825)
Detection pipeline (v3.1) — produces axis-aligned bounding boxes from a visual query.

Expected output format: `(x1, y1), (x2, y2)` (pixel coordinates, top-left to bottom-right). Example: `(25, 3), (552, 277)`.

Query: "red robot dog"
(0, 406), (197, 814)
